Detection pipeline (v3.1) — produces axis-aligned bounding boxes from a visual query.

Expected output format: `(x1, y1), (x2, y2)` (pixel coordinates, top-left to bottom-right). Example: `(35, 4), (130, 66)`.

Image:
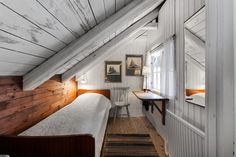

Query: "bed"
(0, 89), (111, 157)
(186, 89), (205, 107)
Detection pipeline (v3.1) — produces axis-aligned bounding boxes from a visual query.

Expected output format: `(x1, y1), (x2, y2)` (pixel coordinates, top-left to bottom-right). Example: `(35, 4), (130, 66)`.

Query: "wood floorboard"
(103, 117), (167, 157)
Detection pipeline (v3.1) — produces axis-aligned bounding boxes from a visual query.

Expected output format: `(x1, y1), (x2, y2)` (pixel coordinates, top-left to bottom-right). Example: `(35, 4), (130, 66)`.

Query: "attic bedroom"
(0, 0), (235, 157)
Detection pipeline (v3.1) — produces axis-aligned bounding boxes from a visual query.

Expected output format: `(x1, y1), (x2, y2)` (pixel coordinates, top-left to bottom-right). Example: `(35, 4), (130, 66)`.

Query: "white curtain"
(160, 37), (176, 100)
(143, 51), (152, 89)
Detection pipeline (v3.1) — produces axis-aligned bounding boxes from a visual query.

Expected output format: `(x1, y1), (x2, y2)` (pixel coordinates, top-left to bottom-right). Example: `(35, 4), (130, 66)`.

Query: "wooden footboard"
(0, 134), (95, 157)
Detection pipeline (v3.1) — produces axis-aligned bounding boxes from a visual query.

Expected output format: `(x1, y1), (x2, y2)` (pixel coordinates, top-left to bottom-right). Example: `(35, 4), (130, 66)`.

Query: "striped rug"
(103, 134), (159, 157)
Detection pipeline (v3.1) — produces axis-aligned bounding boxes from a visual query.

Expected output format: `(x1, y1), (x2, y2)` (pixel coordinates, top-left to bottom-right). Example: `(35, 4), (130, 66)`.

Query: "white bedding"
(186, 93), (205, 107)
(19, 93), (111, 157)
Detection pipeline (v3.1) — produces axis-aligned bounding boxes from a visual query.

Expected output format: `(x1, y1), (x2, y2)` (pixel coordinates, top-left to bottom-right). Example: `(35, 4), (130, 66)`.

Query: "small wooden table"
(133, 91), (169, 125)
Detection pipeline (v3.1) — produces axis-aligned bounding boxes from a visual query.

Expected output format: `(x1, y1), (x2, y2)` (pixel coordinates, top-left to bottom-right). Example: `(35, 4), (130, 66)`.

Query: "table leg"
(143, 101), (149, 111)
(162, 100), (166, 125)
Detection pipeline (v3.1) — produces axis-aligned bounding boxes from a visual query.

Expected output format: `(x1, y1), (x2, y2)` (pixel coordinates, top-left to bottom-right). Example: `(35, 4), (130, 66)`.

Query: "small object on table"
(142, 66), (150, 92)
(132, 91), (168, 125)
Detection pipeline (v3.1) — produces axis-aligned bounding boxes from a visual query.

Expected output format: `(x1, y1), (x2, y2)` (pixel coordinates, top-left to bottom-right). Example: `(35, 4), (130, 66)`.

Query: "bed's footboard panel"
(0, 134), (95, 157)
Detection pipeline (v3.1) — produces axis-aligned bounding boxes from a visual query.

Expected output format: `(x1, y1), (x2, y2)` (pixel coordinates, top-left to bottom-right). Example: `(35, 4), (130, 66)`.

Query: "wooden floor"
(103, 117), (167, 157)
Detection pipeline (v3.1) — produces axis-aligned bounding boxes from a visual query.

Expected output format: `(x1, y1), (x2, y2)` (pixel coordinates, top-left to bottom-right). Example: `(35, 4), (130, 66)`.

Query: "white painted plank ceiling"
(185, 6), (206, 41)
(185, 6), (206, 67)
(0, 0), (133, 76)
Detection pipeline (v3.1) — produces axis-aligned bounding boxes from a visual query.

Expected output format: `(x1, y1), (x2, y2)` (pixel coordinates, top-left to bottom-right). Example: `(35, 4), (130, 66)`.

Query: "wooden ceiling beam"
(62, 9), (160, 82)
(23, 0), (164, 91)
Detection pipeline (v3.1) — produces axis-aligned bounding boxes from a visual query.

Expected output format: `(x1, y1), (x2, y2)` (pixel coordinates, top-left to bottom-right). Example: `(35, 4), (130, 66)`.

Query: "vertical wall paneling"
(0, 4), (65, 51)
(234, 0), (236, 154)
(143, 0), (206, 156)
(206, 0), (234, 156)
(0, 75), (77, 135)
(144, 108), (205, 157)
(174, 0), (205, 116)
(77, 38), (148, 117)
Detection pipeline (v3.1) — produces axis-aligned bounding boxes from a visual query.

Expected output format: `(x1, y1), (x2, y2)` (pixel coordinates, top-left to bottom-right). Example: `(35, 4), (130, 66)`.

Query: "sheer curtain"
(160, 37), (176, 108)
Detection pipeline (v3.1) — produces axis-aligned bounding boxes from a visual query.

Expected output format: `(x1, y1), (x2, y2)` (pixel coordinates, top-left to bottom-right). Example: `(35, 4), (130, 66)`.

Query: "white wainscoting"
(183, 101), (205, 131)
(144, 107), (205, 157)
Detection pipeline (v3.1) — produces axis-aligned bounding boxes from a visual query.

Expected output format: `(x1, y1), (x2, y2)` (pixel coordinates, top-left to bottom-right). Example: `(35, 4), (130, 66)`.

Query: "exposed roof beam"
(23, 0), (164, 90)
(62, 9), (160, 82)
(141, 22), (158, 30)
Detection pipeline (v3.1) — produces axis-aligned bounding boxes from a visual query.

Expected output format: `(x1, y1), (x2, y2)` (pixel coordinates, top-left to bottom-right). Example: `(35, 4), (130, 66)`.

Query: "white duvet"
(19, 93), (111, 157)
(186, 93), (205, 107)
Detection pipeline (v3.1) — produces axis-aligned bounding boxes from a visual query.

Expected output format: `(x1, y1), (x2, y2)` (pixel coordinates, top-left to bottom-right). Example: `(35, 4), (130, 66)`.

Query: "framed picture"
(105, 61), (122, 83)
(126, 55), (143, 76)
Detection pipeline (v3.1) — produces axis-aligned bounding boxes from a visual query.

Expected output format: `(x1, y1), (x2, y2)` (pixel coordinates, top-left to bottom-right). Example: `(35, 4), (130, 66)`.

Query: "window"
(150, 48), (163, 91)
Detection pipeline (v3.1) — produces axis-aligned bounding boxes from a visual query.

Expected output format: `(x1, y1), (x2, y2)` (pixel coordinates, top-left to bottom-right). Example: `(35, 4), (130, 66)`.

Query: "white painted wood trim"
(62, 9), (159, 82)
(206, 0), (234, 156)
(234, 0), (236, 155)
(141, 22), (158, 30)
(23, 0), (164, 90)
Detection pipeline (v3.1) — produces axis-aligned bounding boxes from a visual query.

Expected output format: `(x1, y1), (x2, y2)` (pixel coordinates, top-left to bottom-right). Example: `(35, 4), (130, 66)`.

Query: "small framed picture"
(105, 61), (122, 83)
(126, 55), (143, 76)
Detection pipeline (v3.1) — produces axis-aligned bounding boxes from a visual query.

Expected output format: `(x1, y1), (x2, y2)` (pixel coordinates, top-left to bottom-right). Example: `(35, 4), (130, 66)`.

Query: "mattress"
(186, 93), (205, 107)
(19, 93), (111, 157)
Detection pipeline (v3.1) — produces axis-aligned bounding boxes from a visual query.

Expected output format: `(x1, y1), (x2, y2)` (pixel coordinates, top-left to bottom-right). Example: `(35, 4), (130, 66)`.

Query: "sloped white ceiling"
(185, 6), (206, 67)
(185, 6), (206, 42)
(0, 0), (133, 76)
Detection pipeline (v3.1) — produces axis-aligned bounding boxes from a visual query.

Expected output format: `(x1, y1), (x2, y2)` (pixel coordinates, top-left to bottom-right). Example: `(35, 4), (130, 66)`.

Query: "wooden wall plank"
(0, 75), (77, 135)
(0, 4), (65, 51)
(2, 0), (76, 44)
(37, 0), (85, 37)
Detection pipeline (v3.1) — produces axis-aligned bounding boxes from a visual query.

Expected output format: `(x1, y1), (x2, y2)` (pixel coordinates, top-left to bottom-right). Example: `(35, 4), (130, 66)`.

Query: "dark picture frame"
(105, 61), (122, 83)
(126, 55), (143, 76)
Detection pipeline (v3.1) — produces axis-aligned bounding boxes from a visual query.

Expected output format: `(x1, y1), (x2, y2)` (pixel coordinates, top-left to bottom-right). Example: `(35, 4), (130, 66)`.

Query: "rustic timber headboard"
(78, 89), (110, 99)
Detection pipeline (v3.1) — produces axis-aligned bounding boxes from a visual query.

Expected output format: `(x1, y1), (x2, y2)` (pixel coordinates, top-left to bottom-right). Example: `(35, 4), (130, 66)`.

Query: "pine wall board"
(0, 75), (77, 135)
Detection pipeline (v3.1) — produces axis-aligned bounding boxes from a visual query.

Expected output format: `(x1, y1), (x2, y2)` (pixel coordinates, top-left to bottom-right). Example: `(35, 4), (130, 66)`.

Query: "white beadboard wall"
(144, 0), (206, 156)
(156, 0), (205, 115)
(144, 106), (205, 157)
(78, 38), (149, 117)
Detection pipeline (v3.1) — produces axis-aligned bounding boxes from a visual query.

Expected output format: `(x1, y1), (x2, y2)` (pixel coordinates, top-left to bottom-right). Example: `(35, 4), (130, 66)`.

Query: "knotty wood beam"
(23, 0), (164, 90)
(62, 9), (160, 82)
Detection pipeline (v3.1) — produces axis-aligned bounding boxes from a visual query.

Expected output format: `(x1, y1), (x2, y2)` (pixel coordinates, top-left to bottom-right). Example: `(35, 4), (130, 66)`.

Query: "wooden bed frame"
(186, 89), (205, 96)
(78, 89), (110, 99)
(0, 89), (111, 157)
(0, 134), (95, 157)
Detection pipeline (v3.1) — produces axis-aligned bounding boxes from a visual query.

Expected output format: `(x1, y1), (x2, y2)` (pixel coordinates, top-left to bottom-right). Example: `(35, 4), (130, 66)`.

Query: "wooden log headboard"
(78, 89), (110, 99)
(186, 89), (206, 96)
(0, 134), (95, 157)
